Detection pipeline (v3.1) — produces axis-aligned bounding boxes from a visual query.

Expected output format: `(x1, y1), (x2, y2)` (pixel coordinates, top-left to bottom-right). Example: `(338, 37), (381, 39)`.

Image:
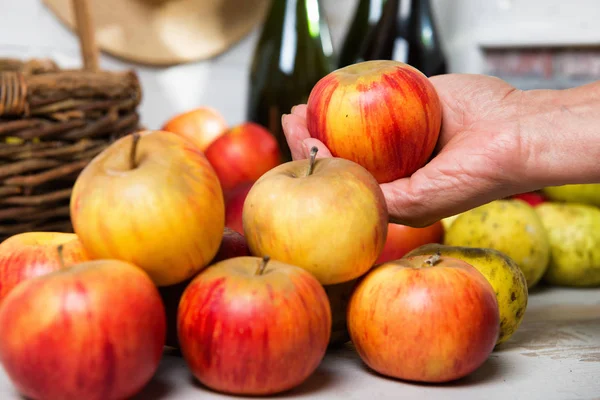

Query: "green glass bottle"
(337, 0), (390, 68)
(402, 0), (448, 76)
(246, 0), (334, 162)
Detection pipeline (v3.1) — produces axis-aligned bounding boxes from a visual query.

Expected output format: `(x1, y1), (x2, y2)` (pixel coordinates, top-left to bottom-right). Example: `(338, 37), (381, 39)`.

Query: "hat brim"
(43, 0), (269, 66)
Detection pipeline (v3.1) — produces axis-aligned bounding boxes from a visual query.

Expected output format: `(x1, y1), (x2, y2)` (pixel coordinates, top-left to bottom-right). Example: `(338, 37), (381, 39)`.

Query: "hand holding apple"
(0, 253), (166, 400)
(306, 60), (442, 183)
(205, 122), (281, 191)
(243, 147), (388, 285)
(0, 232), (90, 303)
(70, 130), (225, 286)
(177, 256), (331, 395)
(347, 253), (499, 383)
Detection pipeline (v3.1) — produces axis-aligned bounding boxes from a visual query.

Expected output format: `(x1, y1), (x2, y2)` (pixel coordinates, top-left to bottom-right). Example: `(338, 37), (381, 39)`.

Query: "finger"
(282, 113), (312, 160)
(291, 104), (308, 120)
(302, 138), (332, 159)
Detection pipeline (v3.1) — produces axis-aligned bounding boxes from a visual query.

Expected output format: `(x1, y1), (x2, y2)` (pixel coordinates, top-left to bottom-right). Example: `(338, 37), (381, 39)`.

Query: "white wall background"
(1, 0), (600, 129)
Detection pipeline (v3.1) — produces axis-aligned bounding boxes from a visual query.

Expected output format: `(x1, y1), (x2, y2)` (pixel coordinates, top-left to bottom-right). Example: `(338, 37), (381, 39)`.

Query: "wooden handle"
(72, 0), (99, 71)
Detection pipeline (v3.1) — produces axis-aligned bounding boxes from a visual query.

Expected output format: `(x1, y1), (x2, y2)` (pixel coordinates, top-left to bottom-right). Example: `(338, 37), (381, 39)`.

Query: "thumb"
(301, 138), (333, 159)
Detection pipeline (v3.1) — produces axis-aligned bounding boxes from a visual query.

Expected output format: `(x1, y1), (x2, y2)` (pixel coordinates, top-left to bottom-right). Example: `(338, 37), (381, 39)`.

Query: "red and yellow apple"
(204, 122), (281, 191)
(70, 130), (225, 287)
(0, 232), (90, 302)
(159, 227), (250, 348)
(224, 182), (254, 234)
(306, 60), (442, 183)
(242, 148), (388, 285)
(375, 221), (444, 264)
(177, 256), (331, 396)
(161, 106), (228, 151)
(348, 253), (499, 383)
(0, 257), (166, 400)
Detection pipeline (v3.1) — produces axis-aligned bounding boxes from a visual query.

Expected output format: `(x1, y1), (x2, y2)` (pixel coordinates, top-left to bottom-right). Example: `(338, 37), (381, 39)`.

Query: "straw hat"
(43, 0), (270, 66)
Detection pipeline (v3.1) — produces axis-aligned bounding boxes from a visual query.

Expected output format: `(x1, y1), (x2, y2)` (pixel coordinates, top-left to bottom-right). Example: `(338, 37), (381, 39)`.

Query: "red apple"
(306, 60), (442, 183)
(204, 122), (281, 191)
(161, 106), (228, 151)
(212, 227), (251, 263)
(512, 191), (547, 207)
(375, 221), (444, 264)
(159, 227), (250, 348)
(0, 256), (166, 400)
(224, 182), (254, 234)
(0, 232), (90, 303)
(70, 130), (225, 287)
(177, 256), (331, 396)
(347, 253), (499, 383)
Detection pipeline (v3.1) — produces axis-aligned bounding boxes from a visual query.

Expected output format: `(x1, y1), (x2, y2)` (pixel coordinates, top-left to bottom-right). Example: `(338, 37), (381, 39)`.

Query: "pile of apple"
(0, 60), (518, 399)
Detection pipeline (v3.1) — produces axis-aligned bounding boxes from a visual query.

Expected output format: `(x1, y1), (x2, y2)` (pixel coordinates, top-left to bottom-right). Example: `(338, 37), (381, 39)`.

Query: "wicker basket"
(0, 0), (142, 242)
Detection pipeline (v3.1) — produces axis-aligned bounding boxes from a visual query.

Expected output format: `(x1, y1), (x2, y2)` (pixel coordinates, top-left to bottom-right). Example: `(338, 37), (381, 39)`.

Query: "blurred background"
(2, 0), (600, 130)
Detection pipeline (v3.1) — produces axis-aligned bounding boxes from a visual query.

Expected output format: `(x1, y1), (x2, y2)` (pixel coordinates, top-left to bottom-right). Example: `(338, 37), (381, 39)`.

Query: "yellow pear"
(535, 202), (600, 287)
(542, 184), (600, 207)
(444, 199), (550, 288)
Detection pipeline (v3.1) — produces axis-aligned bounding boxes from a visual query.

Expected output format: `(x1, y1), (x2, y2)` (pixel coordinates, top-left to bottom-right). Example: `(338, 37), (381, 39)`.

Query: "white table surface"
(1, 286), (598, 400)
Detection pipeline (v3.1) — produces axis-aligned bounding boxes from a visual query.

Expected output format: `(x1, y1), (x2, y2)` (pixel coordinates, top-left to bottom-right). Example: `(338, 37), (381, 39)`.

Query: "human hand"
(281, 74), (534, 227)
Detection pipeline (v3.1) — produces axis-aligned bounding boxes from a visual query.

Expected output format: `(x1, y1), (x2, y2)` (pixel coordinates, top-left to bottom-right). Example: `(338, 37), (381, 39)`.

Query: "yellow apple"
(242, 147), (388, 285)
(70, 130), (225, 286)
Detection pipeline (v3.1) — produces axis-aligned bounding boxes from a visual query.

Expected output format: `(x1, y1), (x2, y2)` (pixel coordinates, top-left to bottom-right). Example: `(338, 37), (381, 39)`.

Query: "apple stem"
(256, 255), (270, 275)
(423, 252), (441, 267)
(306, 146), (319, 177)
(129, 132), (141, 170)
(56, 244), (66, 269)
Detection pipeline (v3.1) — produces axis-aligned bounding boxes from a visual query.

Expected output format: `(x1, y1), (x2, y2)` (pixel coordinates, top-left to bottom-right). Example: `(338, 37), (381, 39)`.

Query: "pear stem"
(256, 255), (270, 276)
(306, 146), (318, 177)
(57, 244), (66, 269)
(129, 132), (141, 170)
(423, 251), (441, 268)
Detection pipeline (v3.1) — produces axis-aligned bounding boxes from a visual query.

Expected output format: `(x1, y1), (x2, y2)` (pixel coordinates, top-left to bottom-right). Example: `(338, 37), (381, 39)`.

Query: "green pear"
(444, 199), (550, 288)
(542, 184), (600, 207)
(405, 243), (528, 345)
(535, 202), (600, 287)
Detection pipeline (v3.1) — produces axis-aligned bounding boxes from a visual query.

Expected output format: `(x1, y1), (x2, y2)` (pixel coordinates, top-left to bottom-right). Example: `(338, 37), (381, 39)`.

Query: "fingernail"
(290, 106), (297, 114)
(281, 113), (288, 126)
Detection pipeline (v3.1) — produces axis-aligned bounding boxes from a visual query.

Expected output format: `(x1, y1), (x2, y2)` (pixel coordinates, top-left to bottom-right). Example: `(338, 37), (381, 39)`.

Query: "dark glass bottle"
(337, 0), (390, 67)
(337, 0), (448, 77)
(246, 0), (334, 162)
(399, 0), (448, 76)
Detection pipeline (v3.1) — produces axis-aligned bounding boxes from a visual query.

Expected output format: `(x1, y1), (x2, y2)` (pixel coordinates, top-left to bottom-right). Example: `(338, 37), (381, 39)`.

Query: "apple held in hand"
(375, 221), (444, 264)
(177, 256), (331, 396)
(161, 106), (228, 151)
(306, 60), (442, 183)
(0, 232), (90, 302)
(205, 122), (281, 191)
(70, 130), (225, 286)
(348, 253), (499, 383)
(243, 147), (388, 285)
(0, 254), (166, 400)
(159, 227), (250, 348)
